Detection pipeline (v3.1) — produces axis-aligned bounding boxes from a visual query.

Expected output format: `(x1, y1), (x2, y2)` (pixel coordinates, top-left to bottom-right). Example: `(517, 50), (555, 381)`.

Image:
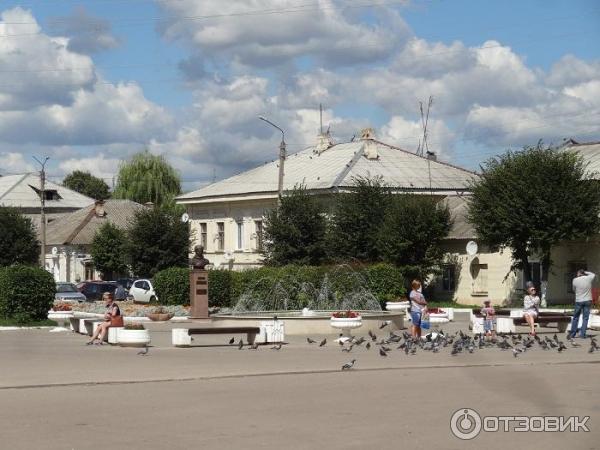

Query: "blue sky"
(0, 0), (599, 190)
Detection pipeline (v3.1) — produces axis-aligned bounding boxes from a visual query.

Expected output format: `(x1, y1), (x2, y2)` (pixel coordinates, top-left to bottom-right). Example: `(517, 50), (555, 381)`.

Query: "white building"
(177, 130), (476, 269)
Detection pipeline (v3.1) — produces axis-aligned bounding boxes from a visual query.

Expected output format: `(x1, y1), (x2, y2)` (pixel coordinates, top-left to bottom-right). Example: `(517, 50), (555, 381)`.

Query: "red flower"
(332, 310), (359, 318)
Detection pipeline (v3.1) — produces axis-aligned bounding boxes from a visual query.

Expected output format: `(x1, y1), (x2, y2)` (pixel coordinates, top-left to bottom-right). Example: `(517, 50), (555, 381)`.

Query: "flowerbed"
(71, 301), (189, 317)
(331, 310), (360, 318)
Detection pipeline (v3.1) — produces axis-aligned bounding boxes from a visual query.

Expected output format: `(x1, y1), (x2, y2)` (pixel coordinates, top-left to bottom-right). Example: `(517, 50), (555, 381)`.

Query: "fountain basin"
(212, 310), (405, 335)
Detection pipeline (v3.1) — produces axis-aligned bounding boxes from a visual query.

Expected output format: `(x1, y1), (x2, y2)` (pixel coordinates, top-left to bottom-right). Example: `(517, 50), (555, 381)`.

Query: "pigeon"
(369, 330), (377, 341)
(354, 337), (366, 346)
(238, 339), (244, 350)
(365, 342), (371, 350)
(557, 342), (567, 352)
(271, 343), (282, 350)
(341, 359), (356, 370)
(568, 339), (581, 348)
(319, 338), (327, 347)
(381, 346), (391, 352)
(307, 337), (317, 344)
(342, 344), (354, 353)
(137, 346), (149, 356)
(512, 348), (522, 358)
(379, 348), (387, 357)
(379, 321), (390, 329)
(228, 337), (235, 345)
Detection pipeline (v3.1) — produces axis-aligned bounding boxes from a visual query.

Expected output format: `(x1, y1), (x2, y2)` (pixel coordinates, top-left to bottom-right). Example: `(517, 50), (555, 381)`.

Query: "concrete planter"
(47, 310), (73, 332)
(385, 301), (410, 313)
(330, 316), (363, 342)
(172, 328), (192, 347)
(118, 329), (151, 347)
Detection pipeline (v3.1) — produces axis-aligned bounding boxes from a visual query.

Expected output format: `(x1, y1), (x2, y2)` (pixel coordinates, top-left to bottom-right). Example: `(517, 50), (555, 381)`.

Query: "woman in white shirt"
(523, 285), (540, 336)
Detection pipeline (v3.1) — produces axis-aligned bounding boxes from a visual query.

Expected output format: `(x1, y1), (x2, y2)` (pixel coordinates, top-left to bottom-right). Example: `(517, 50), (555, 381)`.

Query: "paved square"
(0, 316), (598, 449)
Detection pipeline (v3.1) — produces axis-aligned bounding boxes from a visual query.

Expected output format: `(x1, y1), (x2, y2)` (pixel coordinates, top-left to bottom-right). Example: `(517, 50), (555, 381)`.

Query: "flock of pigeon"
(225, 321), (600, 371)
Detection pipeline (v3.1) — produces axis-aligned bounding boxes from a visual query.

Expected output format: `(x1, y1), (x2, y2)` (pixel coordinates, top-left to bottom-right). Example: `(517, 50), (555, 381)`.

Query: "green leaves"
(0, 265), (55, 322)
(63, 170), (110, 200)
(262, 185), (328, 266)
(469, 143), (600, 278)
(0, 207), (40, 267)
(153, 267), (189, 305)
(90, 222), (128, 279)
(113, 151), (181, 206)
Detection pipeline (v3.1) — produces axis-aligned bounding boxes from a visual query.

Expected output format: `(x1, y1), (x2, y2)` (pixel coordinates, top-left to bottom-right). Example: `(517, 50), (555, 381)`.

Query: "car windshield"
(57, 284), (78, 293)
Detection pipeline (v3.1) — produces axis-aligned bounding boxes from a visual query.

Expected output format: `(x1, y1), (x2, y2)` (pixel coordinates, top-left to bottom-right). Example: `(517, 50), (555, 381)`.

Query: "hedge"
(152, 267), (189, 306)
(151, 264), (407, 310)
(0, 265), (56, 323)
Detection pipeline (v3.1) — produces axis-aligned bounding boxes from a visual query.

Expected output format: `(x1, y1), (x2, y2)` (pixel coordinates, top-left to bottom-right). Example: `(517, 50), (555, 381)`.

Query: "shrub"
(208, 269), (232, 308)
(0, 265), (56, 323)
(0, 207), (40, 267)
(364, 263), (407, 305)
(152, 267), (189, 306)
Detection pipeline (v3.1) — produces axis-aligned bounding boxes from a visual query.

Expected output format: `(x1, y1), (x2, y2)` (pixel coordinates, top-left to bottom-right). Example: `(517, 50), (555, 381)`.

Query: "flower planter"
(385, 301), (410, 313)
(118, 329), (151, 347)
(429, 312), (450, 325)
(330, 316), (363, 343)
(47, 310), (74, 333)
(146, 313), (174, 322)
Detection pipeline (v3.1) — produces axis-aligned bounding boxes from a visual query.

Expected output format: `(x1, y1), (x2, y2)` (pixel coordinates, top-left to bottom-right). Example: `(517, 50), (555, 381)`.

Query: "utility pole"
(33, 156), (50, 269)
(258, 116), (286, 203)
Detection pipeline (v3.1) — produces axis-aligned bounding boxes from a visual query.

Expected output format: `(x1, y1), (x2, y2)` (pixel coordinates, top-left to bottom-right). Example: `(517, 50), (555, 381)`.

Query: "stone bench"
(172, 327), (261, 347)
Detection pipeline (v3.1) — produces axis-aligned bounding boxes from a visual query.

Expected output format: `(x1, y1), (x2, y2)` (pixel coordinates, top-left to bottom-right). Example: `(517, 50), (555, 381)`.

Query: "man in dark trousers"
(569, 269), (595, 338)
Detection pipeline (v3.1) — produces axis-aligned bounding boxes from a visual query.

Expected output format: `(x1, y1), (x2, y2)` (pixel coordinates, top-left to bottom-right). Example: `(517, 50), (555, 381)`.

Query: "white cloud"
(156, 0), (410, 69)
(58, 153), (121, 181)
(0, 152), (35, 173)
(51, 7), (120, 54)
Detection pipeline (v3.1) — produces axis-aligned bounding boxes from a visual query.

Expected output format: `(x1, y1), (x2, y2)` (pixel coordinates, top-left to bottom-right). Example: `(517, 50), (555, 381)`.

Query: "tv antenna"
(416, 96), (433, 157)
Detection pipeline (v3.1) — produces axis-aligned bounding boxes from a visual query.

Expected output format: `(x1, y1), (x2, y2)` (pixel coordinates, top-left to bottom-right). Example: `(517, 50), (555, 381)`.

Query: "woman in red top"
(87, 292), (122, 345)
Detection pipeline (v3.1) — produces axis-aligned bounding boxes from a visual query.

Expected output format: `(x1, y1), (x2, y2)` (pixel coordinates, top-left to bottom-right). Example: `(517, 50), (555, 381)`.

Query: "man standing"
(569, 269), (596, 338)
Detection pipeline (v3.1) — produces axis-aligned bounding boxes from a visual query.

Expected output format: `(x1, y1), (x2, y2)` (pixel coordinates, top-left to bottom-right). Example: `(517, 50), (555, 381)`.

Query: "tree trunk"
(540, 250), (551, 307)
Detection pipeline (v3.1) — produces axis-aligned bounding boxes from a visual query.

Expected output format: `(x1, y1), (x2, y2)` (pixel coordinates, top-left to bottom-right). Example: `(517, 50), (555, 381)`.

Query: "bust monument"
(190, 245), (210, 270)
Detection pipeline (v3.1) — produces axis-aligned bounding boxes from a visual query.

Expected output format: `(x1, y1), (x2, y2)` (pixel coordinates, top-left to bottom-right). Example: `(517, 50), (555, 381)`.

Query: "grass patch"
(0, 318), (56, 327)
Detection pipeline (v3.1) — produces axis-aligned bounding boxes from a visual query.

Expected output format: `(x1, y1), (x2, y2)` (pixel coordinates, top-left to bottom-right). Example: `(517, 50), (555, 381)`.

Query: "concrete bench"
(172, 327), (261, 347)
(495, 315), (570, 334)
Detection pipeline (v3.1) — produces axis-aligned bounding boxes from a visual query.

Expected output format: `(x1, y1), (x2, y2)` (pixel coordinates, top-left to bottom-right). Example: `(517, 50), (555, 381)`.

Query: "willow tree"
(114, 151), (181, 206)
(468, 143), (600, 298)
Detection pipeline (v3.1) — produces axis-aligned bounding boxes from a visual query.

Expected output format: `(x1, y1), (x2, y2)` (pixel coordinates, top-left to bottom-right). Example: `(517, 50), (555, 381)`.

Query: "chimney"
(359, 128), (378, 159)
(426, 151), (437, 161)
(94, 200), (106, 217)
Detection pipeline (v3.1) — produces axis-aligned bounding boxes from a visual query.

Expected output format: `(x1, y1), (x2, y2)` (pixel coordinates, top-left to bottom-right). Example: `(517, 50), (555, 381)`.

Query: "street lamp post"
(259, 116), (286, 201)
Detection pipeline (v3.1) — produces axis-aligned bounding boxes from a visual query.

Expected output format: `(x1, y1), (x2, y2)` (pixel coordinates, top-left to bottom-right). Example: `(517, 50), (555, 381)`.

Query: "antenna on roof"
(416, 96), (433, 157)
(319, 103), (323, 135)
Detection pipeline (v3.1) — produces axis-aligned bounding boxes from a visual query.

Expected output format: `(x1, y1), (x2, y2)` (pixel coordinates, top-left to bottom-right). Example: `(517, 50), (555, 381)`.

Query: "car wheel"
(150, 296), (156, 303)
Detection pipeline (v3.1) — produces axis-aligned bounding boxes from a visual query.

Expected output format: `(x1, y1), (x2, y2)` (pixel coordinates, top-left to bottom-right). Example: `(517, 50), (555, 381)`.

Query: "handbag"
(110, 316), (124, 327)
(420, 311), (431, 330)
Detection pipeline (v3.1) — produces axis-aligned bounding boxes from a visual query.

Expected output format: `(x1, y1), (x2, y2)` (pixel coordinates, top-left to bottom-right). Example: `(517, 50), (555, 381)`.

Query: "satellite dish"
(181, 212), (190, 223)
(466, 241), (478, 256)
(51, 247), (58, 256)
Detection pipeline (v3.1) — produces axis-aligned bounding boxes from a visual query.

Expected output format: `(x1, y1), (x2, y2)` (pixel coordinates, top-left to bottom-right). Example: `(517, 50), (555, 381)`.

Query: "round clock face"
(466, 241), (478, 256)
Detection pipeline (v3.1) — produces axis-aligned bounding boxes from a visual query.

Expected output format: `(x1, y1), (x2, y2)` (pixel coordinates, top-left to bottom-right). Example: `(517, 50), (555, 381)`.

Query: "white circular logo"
(450, 408), (482, 440)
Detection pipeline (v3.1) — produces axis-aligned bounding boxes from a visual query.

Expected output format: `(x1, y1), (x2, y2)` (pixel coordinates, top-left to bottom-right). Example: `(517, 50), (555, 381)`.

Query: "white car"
(129, 279), (157, 303)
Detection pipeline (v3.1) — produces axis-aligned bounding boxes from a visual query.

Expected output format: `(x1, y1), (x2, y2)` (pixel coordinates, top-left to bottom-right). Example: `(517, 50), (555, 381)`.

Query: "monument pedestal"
(189, 269), (209, 319)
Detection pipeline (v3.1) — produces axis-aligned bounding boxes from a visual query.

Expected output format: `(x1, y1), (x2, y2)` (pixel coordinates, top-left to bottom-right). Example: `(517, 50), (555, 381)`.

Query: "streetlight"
(33, 156), (50, 269)
(259, 116), (286, 201)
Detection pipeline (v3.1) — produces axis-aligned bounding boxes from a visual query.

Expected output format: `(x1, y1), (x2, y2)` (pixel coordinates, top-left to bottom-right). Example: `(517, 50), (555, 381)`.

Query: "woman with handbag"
(87, 292), (123, 345)
(409, 280), (428, 338)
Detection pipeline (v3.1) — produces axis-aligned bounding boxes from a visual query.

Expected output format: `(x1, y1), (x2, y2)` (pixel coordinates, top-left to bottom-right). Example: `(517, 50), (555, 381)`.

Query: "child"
(481, 299), (496, 340)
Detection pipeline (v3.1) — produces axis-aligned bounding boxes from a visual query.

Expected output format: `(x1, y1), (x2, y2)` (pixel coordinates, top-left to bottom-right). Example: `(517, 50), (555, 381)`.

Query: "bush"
(0, 265), (56, 323)
(208, 269), (233, 308)
(364, 263), (407, 305)
(152, 267), (189, 306)
(0, 207), (40, 267)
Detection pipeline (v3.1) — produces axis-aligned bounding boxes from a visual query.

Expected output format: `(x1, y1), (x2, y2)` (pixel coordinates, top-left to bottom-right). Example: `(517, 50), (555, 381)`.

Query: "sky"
(0, 0), (599, 192)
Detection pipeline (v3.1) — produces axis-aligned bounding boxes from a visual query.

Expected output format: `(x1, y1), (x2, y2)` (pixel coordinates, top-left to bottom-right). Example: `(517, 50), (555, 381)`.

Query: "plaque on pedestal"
(190, 269), (209, 319)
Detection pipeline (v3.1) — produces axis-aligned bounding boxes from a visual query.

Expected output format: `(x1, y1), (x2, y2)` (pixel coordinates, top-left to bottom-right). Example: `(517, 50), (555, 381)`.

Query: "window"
(523, 262), (542, 290)
(236, 221), (244, 250)
(566, 261), (587, 294)
(470, 260), (488, 294)
(200, 223), (207, 249)
(216, 222), (225, 251)
(255, 220), (264, 251)
(442, 265), (456, 291)
(29, 185), (62, 201)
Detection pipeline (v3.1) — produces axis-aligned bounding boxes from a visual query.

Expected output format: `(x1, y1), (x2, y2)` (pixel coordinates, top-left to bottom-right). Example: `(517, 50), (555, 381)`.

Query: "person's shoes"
(86, 340), (95, 345)
(93, 341), (104, 346)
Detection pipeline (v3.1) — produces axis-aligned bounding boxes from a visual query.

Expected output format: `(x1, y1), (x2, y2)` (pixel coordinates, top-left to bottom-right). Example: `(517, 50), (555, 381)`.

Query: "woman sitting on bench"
(87, 292), (123, 345)
(523, 286), (540, 336)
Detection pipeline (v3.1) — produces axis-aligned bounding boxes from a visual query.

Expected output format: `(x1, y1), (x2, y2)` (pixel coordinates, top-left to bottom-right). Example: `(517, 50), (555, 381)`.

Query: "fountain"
(212, 266), (405, 335)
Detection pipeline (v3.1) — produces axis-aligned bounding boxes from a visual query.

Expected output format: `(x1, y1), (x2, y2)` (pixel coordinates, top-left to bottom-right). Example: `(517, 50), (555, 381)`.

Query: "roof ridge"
(62, 204), (96, 245)
(371, 139), (479, 176)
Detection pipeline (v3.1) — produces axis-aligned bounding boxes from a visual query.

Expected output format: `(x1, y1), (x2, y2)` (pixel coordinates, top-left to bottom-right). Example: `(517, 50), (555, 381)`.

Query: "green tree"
(328, 176), (390, 262)
(0, 207), (40, 267)
(63, 170), (110, 200)
(468, 143), (600, 284)
(90, 222), (128, 280)
(113, 151), (181, 206)
(127, 206), (190, 278)
(262, 186), (327, 266)
(377, 195), (451, 280)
